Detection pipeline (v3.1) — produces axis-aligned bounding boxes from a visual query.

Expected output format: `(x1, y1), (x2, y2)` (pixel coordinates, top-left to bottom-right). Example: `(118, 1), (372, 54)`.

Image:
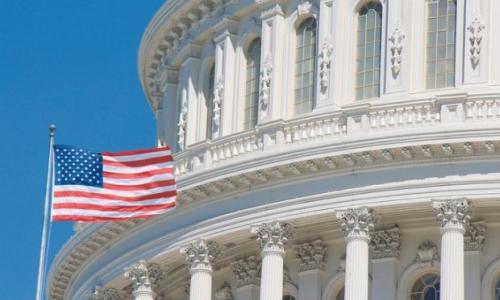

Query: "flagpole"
(36, 124), (56, 300)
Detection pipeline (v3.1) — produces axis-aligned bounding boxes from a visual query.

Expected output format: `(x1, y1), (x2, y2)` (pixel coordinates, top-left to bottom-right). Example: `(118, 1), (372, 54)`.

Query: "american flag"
(51, 145), (176, 222)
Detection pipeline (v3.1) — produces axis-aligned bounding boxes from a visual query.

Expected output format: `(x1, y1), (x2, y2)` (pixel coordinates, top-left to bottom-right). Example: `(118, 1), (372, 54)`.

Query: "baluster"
(369, 112), (377, 129)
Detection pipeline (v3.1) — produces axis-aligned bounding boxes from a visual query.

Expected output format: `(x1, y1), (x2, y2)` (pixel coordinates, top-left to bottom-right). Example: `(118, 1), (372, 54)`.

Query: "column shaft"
(440, 229), (465, 300)
(260, 251), (284, 300)
(190, 270), (213, 300)
(345, 238), (369, 300)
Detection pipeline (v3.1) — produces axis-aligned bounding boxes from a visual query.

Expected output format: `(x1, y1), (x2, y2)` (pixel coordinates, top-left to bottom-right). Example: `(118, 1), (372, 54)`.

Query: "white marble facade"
(48, 0), (500, 300)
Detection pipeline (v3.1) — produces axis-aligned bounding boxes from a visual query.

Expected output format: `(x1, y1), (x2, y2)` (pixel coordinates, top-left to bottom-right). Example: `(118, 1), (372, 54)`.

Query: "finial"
(49, 124), (56, 136)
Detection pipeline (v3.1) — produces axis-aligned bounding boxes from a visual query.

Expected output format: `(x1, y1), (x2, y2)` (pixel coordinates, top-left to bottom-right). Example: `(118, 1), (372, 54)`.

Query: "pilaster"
(232, 255), (260, 300)
(213, 19), (238, 138)
(370, 227), (400, 300)
(295, 240), (326, 300)
(463, 0), (490, 85)
(181, 55), (201, 146)
(464, 221), (486, 300)
(258, 2), (286, 123)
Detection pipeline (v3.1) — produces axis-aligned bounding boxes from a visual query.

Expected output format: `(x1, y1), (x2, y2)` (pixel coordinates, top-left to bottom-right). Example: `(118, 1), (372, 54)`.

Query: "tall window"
(336, 287), (345, 300)
(496, 277), (500, 300)
(410, 274), (440, 300)
(355, 2), (382, 100)
(295, 17), (317, 115)
(244, 38), (261, 130)
(206, 64), (215, 139)
(426, 0), (456, 89)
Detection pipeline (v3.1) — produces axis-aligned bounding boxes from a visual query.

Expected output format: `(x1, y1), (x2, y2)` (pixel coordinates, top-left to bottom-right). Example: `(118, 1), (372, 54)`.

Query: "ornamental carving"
(297, 1), (312, 16)
(215, 282), (234, 300)
(319, 42), (333, 89)
(88, 286), (122, 300)
(146, 262), (166, 288)
(295, 240), (327, 271)
(336, 207), (376, 240)
(432, 198), (471, 230)
(370, 227), (401, 259)
(123, 260), (151, 289)
(414, 240), (439, 265)
(177, 96), (188, 150)
(212, 78), (224, 138)
(467, 16), (485, 67)
(464, 221), (486, 251)
(251, 221), (293, 253)
(389, 21), (405, 77)
(180, 239), (221, 271)
(231, 255), (261, 287)
(260, 56), (272, 111)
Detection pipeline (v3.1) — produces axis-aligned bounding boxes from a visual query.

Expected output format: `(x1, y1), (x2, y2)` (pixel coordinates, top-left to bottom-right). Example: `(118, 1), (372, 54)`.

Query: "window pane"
(294, 18), (317, 115)
(426, 0), (457, 89)
(206, 64), (215, 139)
(355, 3), (382, 100)
(244, 38), (261, 130)
(411, 274), (440, 300)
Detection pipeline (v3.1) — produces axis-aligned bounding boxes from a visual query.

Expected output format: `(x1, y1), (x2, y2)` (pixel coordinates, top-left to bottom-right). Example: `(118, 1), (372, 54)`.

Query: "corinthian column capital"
(231, 255), (261, 287)
(251, 221), (293, 255)
(124, 260), (152, 289)
(432, 199), (471, 233)
(295, 240), (327, 272)
(336, 207), (376, 241)
(180, 239), (221, 273)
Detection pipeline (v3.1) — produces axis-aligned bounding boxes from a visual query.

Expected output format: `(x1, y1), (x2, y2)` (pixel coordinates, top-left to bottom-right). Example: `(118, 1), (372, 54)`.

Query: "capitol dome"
(48, 0), (500, 299)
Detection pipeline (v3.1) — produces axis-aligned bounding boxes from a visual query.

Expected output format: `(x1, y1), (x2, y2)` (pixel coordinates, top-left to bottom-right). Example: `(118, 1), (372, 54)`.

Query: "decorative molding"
(260, 4), (285, 19)
(260, 56), (272, 111)
(147, 262), (166, 288)
(464, 221), (486, 252)
(124, 260), (152, 289)
(295, 240), (327, 271)
(319, 42), (333, 89)
(180, 239), (221, 272)
(388, 21), (405, 77)
(215, 282), (234, 300)
(336, 207), (376, 241)
(297, 1), (313, 16)
(370, 227), (401, 259)
(212, 78), (224, 138)
(88, 286), (123, 300)
(432, 198), (471, 232)
(251, 221), (293, 253)
(467, 15), (485, 67)
(177, 96), (188, 151)
(414, 240), (439, 266)
(231, 255), (261, 287)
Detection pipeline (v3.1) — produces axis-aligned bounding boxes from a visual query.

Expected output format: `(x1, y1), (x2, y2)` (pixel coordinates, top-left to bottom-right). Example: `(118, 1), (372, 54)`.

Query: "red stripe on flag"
(54, 190), (177, 201)
(102, 147), (170, 157)
(53, 202), (176, 212)
(103, 179), (176, 191)
(52, 215), (160, 222)
(103, 168), (174, 179)
(102, 155), (173, 167)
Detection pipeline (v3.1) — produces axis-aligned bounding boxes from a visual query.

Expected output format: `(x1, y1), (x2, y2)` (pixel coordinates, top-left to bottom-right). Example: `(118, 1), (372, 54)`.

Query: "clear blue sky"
(0, 1), (163, 298)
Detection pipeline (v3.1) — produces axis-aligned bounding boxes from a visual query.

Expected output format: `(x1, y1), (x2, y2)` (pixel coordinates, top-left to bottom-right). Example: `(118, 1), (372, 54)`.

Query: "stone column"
(124, 260), (163, 300)
(295, 240), (327, 300)
(370, 227), (400, 300)
(232, 255), (260, 300)
(432, 199), (471, 300)
(251, 221), (293, 300)
(181, 239), (221, 300)
(336, 207), (376, 300)
(464, 221), (486, 300)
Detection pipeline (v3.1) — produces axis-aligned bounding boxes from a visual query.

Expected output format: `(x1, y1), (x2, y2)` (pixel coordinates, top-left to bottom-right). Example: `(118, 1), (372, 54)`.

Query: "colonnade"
(90, 198), (473, 300)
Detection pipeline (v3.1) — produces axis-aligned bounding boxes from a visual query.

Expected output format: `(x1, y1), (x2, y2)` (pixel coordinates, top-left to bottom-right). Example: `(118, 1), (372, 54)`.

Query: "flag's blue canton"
(54, 145), (103, 187)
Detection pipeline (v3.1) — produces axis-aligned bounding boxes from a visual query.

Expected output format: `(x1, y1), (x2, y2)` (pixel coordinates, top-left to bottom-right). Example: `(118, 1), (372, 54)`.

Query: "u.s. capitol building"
(48, 0), (500, 299)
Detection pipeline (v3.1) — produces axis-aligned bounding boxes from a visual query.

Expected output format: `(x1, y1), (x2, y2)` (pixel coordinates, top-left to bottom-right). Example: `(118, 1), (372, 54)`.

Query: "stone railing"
(174, 95), (500, 177)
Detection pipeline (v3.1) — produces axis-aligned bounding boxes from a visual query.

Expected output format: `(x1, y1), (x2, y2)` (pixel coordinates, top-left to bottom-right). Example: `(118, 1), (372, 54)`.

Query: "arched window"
(495, 277), (500, 300)
(244, 38), (261, 130)
(425, 0), (456, 89)
(355, 2), (382, 100)
(206, 64), (215, 139)
(410, 274), (440, 300)
(335, 287), (344, 300)
(295, 17), (317, 116)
